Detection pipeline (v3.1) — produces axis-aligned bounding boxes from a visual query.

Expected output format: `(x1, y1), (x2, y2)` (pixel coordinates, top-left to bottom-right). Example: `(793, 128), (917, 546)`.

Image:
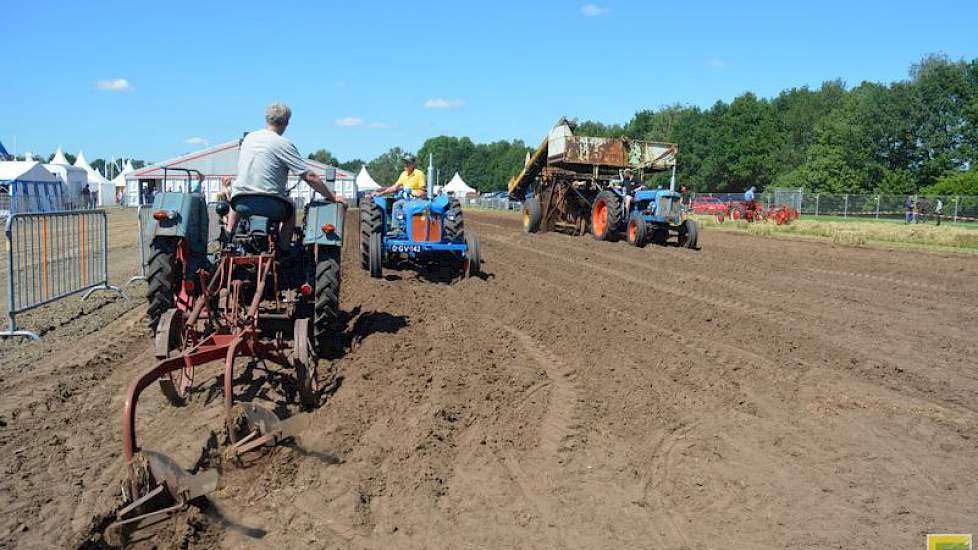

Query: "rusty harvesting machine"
(508, 118), (699, 248)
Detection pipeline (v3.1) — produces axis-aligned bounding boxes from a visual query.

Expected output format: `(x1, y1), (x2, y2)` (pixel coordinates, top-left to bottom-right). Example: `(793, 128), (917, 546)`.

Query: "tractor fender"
(149, 192), (209, 256)
(303, 202), (346, 247)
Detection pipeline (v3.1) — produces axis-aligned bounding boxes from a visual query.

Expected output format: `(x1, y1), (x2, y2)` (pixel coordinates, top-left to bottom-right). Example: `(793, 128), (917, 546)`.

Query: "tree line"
(318, 54), (978, 197)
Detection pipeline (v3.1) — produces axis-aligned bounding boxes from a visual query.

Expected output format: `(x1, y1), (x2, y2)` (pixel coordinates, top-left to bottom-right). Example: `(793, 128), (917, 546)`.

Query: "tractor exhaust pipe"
(669, 164), (677, 192)
(427, 153), (435, 196)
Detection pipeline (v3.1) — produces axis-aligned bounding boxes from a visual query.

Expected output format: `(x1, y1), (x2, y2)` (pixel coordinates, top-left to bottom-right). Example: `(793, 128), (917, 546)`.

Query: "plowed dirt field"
(1, 208), (976, 549)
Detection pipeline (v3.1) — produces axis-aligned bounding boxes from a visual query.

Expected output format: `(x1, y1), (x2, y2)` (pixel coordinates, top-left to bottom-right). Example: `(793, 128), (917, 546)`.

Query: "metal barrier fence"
(2, 210), (127, 340)
(462, 196), (523, 211)
(691, 192), (978, 222)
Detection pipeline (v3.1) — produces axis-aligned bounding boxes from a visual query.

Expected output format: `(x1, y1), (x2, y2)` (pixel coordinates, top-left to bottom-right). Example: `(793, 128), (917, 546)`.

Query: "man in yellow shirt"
(372, 154), (427, 198)
(371, 154), (427, 230)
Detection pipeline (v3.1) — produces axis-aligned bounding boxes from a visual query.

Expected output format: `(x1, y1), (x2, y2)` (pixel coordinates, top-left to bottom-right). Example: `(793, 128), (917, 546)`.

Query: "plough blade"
(228, 403), (313, 456)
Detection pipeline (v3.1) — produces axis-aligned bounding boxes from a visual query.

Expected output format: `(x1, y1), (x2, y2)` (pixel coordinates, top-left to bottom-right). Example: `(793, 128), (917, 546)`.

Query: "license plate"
(393, 245), (422, 253)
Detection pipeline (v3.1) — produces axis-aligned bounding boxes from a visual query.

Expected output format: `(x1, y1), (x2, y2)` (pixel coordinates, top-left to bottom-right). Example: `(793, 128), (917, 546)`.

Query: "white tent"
(74, 151), (114, 206)
(51, 147), (70, 165)
(443, 172), (477, 196)
(355, 165), (380, 191)
(44, 148), (87, 210)
(109, 160), (135, 205)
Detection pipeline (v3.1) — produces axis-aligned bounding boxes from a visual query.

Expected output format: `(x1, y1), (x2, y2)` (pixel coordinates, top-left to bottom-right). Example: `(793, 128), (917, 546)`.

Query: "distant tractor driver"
(226, 102), (345, 251)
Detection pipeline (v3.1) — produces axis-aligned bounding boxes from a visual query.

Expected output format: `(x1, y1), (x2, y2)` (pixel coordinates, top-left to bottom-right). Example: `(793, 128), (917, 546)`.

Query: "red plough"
(107, 194), (346, 540)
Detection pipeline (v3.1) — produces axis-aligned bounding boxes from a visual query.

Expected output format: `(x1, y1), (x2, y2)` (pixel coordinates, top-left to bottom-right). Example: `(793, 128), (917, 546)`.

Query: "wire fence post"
(875, 195), (880, 219)
(815, 194), (820, 217)
(953, 196), (959, 222)
(844, 194), (849, 218)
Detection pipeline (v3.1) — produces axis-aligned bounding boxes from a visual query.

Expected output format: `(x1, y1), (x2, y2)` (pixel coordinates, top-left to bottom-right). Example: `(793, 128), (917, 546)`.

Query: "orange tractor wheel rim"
(628, 220), (637, 241)
(592, 201), (607, 235)
(523, 208), (530, 227)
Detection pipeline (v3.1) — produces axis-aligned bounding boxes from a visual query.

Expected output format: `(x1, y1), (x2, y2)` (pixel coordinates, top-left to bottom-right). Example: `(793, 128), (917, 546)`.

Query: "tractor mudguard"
(149, 192), (209, 255)
(303, 202), (345, 247)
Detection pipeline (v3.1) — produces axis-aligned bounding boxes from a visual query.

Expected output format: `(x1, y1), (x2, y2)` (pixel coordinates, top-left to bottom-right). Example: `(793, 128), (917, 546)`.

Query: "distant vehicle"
(691, 196), (726, 215)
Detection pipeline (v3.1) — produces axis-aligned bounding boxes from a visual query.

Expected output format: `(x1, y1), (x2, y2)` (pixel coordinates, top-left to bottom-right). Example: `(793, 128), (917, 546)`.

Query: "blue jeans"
(392, 199), (405, 231)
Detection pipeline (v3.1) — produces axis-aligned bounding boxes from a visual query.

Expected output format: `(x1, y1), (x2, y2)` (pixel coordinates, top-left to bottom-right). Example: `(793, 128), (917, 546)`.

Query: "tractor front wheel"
(314, 247), (341, 353)
(523, 197), (542, 233)
(627, 213), (647, 247)
(679, 219), (699, 249)
(146, 238), (182, 331)
(591, 190), (620, 241)
(368, 232), (383, 279)
(359, 202), (383, 270)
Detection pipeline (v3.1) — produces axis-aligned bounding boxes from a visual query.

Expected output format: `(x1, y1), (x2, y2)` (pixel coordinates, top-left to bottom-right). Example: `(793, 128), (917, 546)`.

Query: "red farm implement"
(108, 190), (346, 539)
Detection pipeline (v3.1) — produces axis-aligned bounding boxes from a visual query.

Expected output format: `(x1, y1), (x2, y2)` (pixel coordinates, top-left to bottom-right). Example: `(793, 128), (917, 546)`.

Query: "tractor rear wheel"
(626, 212), (647, 247)
(146, 237), (181, 331)
(591, 190), (620, 241)
(679, 219), (699, 249)
(359, 202), (383, 270)
(368, 232), (383, 279)
(314, 247), (341, 353)
(443, 198), (464, 242)
(293, 318), (318, 409)
(523, 197), (542, 233)
(156, 308), (193, 406)
(463, 232), (481, 277)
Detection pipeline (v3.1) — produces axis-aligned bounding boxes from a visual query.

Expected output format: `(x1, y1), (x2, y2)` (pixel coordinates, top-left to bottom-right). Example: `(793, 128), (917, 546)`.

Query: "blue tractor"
(590, 186), (699, 248)
(359, 191), (481, 279)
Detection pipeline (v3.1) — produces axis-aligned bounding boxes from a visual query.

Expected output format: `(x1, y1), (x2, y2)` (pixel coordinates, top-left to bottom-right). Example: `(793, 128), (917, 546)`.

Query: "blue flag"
(0, 140), (9, 160)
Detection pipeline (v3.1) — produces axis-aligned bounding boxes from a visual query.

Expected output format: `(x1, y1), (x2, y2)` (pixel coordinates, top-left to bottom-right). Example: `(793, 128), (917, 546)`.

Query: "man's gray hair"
(265, 102), (292, 127)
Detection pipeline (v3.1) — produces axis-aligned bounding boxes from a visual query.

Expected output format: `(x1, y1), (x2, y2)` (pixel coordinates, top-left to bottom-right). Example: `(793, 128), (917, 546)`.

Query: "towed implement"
(109, 173), (345, 538)
(510, 118), (697, 248)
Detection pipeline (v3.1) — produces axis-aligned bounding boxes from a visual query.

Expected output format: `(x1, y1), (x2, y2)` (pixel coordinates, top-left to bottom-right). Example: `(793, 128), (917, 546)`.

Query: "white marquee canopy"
(443, 171), (476, 195)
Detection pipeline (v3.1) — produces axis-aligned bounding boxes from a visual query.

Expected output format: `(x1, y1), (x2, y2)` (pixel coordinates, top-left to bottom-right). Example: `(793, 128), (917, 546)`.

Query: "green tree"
(366, 147), (406, 187)
(308, 149), (338, 166)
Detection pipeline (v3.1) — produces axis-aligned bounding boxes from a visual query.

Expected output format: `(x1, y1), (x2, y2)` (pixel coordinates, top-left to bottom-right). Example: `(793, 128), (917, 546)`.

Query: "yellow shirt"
(395, 169), (427, 197)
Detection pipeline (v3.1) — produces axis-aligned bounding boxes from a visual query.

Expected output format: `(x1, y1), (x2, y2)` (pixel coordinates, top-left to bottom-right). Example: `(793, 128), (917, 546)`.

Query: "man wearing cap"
(371, 154), (427, 229)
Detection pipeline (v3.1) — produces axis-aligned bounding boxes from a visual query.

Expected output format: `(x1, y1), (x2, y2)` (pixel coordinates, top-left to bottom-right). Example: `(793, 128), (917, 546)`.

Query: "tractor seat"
(230, 193), (294, 222)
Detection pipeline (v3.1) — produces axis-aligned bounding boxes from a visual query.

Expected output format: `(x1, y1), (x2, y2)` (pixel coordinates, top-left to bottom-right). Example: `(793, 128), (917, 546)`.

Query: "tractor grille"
(411, 213), (442, 242)
(657, 195), (681, 219)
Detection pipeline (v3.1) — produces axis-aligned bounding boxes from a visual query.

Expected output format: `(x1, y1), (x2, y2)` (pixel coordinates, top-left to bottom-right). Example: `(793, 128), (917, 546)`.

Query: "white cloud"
(184, 137), (208, 146)
(580, 4), (609, 16)
(424, 98), (465, 109)
(368, 121), (393, 129)
(336, 117), (363, 127)
(707, 58), (727, 69)
(96, 78), (133, 92)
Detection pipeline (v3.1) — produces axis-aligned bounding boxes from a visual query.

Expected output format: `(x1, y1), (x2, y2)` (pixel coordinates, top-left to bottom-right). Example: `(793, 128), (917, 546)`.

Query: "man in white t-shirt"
(226, 102), (345, 250)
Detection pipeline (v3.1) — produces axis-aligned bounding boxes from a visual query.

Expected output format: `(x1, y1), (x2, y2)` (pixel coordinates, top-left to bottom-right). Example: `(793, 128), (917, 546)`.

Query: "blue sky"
(2, 0), (977, 164)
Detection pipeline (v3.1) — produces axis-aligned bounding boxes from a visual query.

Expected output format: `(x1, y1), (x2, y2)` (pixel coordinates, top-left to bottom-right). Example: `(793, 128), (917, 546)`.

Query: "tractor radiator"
(657, 195), (681, 219)
(411, 213), (442, 242)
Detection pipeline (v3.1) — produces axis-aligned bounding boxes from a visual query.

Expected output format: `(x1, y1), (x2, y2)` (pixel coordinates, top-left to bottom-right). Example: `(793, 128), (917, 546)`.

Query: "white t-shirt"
(232, 129), (309, 198)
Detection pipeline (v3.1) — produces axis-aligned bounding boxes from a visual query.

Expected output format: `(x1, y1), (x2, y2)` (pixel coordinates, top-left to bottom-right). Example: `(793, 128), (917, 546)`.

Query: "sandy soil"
(1, 208), (976, 549)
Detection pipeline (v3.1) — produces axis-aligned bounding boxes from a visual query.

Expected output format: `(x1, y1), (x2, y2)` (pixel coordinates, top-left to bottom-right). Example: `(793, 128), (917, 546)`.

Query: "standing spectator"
(917, 196), (930, 224)
(904, 195), (914, 224)
(81, 184), (91, 210)
(934, 197), (944, 226)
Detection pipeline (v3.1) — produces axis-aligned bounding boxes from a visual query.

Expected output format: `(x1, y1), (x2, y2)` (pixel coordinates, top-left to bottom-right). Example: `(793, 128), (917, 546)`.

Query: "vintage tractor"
(111, 171), (345, 537)
(359, 191), (481, 279)
(511, 118), (697, 249)
(590, 186), (699, 248)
